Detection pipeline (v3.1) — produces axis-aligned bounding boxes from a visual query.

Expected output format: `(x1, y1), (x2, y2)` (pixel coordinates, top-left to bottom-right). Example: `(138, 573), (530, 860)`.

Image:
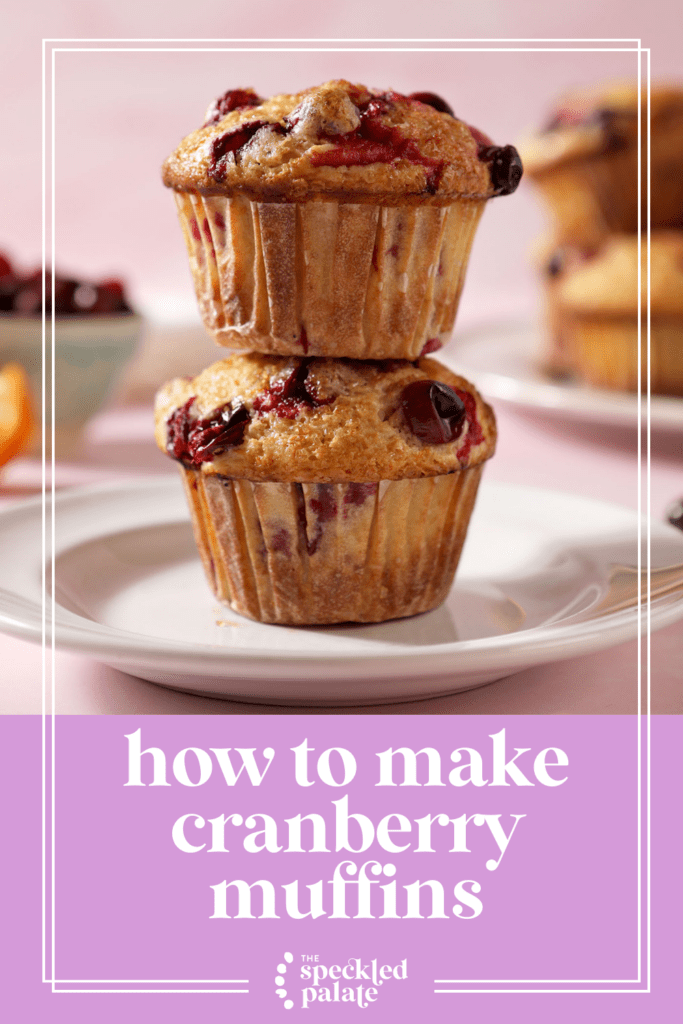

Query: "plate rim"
(1, 475), (682, 680)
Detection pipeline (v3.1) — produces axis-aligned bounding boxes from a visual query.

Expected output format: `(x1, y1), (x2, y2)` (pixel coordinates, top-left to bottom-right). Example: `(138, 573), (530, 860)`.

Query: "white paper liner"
(174, 193), (485, 359)
(179, 466), (484, 624)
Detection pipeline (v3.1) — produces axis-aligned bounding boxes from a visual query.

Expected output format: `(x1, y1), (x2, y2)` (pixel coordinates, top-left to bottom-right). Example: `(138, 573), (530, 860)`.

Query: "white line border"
(41, 35), (650, 997)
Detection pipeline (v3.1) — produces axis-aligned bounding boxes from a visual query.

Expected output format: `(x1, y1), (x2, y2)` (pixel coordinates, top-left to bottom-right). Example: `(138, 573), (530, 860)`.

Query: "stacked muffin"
(156, 81), (521, 624)
(520, 82), (683, 395)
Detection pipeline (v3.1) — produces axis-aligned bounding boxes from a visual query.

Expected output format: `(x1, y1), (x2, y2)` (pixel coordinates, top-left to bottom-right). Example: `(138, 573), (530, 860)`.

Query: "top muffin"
(162, 79), (522, 205)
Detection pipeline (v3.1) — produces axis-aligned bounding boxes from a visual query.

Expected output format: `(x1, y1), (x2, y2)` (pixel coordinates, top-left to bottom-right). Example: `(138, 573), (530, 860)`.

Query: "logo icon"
(275, 950), (294, 1010)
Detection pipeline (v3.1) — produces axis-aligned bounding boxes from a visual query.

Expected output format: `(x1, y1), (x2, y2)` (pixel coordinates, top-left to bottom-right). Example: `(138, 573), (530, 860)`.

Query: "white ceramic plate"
(444, 321), (683, 431)
(1, 477), (682, 706)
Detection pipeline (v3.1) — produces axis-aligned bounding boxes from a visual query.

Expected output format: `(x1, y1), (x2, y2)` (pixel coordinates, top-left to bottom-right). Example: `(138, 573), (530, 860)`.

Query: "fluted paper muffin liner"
(568, 317), (683, 395)
(179, 466), (483, 624)
(174, 192), (485, 360)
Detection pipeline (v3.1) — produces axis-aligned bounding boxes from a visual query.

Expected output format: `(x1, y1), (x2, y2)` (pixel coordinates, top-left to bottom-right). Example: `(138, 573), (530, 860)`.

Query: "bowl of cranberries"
(0, 251), (142, 448)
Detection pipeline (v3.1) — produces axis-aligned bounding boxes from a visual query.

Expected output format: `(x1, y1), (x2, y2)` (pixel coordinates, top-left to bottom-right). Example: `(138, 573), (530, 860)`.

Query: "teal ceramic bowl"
(0, 312), (142, 450)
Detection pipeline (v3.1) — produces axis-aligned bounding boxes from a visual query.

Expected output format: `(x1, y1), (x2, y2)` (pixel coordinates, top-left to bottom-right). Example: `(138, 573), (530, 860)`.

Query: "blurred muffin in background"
(532, 237), (599, 377)
(0, 252), (142, 453)
(553, 232), (683, 395)
(519, 82), (683, 248)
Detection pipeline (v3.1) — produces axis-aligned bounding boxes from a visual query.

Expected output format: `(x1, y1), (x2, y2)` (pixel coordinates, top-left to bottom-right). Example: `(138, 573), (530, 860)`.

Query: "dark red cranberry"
(12, 274), (78, 315)
(401, 379), (467, 444)
(310, 99), (444, 193)
(308, 91), (445, 192)
(453, 387), (484, 461)
(279, 110), (301, 134)
(543, 107), (586, 132)
(166, 397), (250, 465)
(420, 338), (443, 356)
(167, 397), (196, 460)
(203, 88), (262, 127)
(590, 108), (632, 154)
(208, 121), (271, 180)
(468, 124), (493, 149)
(12, 286), (40, 315)
(546, 251), (565, 279)
(408, 91), (455, 117)
(54, 276), (80, 313)
(89, 278), (131, 313)
(0, 253), (12, 278)
(1, 266), (132, 317)
(189, 403), (250, 461)
(478, 144), (523, 196)
(0, 275), (19, 311)
(666, 499), (683, 532)
(546, 245), (598, 279)
(253, 361), (334, 419)
(99, 277), (124, 297)
(310, 138), (397, 167)
(543, 105), (633, 154)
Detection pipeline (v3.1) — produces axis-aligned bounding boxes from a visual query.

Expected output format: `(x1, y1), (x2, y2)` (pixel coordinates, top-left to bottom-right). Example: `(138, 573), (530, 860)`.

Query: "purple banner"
(1, 715), (680, 1022)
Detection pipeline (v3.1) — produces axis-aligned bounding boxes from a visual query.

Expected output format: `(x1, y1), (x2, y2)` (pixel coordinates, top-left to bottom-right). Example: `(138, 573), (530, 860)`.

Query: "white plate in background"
(0, 477), (682, 706)
(444, 321), (683, 431)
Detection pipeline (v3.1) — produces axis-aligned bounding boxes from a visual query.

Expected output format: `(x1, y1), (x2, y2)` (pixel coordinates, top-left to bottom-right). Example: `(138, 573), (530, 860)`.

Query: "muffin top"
(557, 231), (683, 316)
(162, 79), (522, 205)
(155, 353), (496, 482)
(519, 81), (683, 175)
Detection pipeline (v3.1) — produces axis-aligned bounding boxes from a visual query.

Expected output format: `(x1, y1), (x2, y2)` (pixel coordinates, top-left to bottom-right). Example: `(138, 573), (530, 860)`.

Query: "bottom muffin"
(155, 353), (496, 624)
(180, 469), (482, 624)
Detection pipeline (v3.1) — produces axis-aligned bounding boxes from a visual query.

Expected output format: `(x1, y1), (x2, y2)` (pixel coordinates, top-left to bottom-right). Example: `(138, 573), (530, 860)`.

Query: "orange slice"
(0, 363), (35, 466)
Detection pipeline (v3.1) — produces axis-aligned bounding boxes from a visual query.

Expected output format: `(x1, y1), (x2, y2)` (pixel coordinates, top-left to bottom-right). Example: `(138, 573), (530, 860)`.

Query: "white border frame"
(40, 35), (651, 998)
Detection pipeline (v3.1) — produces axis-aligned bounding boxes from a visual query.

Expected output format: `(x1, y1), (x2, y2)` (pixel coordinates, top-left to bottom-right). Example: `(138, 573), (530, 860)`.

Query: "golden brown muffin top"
(519, 81), (683, 175)
(557, 231), (683, 316)
(162, 80), (522, 205)
(154, 353), (496, 482)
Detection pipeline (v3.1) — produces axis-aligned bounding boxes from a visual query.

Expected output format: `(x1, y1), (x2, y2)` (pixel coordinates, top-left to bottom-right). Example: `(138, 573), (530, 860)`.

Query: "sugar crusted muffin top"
(154, 354), (496, 482)
(557, 231), (683, 317)
(162, 80), (522, 205)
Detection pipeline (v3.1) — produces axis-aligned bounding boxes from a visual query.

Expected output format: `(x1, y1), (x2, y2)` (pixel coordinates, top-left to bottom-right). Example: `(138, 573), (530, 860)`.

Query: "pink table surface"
(1, 402), (681, 715)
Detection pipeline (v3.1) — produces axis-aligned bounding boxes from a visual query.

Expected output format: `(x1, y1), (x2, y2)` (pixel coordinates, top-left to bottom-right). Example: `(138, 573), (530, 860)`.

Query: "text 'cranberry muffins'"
(157, 79), (519, 624)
